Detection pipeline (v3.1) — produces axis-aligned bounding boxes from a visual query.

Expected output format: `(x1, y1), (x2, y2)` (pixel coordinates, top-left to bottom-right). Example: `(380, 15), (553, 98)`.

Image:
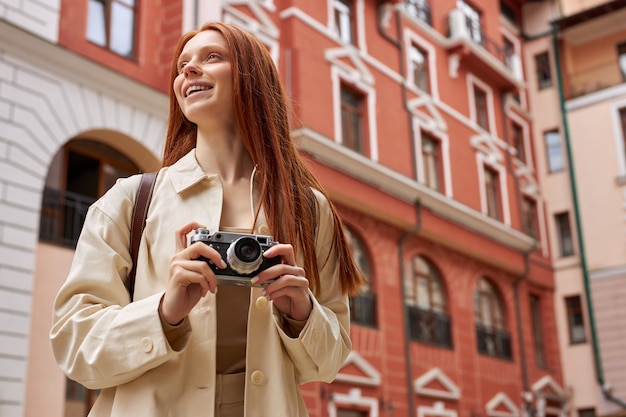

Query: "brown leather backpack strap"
(128, 171), (158, 301)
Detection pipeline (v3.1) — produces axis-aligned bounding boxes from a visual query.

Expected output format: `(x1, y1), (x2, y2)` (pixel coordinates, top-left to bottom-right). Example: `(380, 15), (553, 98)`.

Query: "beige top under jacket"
(49, 149), (351, 417)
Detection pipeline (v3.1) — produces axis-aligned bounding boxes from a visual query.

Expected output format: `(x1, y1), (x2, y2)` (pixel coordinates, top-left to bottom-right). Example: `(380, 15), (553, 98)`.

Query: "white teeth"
(185, 85), (210, 97)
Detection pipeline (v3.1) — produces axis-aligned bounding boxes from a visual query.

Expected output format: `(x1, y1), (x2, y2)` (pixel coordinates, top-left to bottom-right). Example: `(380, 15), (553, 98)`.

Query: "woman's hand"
(252, 244), (313, 322)
(160, 222), (226, 325)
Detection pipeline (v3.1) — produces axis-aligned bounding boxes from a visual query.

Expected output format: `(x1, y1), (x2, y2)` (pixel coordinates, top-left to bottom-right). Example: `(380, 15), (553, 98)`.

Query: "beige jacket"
(50, 150), (351, 417)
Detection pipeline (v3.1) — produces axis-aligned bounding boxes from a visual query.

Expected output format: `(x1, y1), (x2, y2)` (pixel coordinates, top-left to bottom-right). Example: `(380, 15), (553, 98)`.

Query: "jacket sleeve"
(49, 175), (190, 390)
(276, 189), (351, 384)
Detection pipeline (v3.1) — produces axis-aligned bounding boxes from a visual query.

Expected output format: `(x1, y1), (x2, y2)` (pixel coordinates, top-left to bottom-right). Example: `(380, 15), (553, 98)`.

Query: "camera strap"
(128, 171), (158, 301)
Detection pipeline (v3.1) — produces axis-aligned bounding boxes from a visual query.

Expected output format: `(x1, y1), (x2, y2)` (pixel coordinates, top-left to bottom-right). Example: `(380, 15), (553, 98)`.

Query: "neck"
(195, 127), (254, 183)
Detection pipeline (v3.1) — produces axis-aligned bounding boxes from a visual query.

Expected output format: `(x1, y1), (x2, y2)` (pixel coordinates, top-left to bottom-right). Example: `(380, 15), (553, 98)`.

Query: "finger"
(263, 243), (296, 265)
(175, 222), (205, 252)
(171, 259), (218, 292)
(184, 242), (228, 269)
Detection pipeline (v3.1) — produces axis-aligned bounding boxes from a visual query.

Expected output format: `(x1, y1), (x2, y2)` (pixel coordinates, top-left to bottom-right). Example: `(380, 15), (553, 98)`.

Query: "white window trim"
(328, 0), (367, 52)
(331, 65), (379, 161)
(507, 111), (532, 169)
(404, 28), (439, 100)
(328, 388), (378, 417)
(477, 154), (511, 226)
(467, 74), (497, 135)
(417, 401), (458, 417)
(414, 124), (452, 198)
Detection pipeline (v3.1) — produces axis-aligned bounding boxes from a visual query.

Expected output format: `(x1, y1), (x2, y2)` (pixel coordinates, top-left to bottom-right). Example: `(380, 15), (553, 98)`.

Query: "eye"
(206, 53), (219, 61)
(177, 61), (188, 73)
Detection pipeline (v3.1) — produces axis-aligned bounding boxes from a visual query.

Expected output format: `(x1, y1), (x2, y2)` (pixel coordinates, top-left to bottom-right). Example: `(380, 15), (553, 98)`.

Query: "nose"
(182, 60), (201, 77)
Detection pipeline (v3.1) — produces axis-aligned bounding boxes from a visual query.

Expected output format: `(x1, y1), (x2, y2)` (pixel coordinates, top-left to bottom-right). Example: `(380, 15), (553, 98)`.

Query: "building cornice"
(294, 127), (535, 252)
(0, 20), (168, 119)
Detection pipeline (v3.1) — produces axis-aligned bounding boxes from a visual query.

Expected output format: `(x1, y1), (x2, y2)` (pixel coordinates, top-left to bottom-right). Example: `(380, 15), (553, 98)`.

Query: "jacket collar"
(168, 149), (260, 197)
(168, 149), (214, 194)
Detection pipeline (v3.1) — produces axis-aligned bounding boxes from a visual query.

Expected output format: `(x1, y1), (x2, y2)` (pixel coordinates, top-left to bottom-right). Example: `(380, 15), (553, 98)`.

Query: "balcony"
(446, 8), (524, 89)
(404, 0), (432, 26)
(567, 58), (626, 99)
(350, 292), (378, 327)
(408, 306), (453, 348)
(476, 324), (512, 360)
(39, 187), (94, 248)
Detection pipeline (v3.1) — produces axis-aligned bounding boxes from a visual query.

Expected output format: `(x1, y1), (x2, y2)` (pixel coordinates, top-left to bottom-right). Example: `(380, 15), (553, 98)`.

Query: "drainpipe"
(551, 22), (626, 409)
(398, 200), (423, 417)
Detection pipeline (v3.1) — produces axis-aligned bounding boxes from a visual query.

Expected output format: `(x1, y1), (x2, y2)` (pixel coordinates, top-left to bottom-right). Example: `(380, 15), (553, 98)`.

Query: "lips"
(184, 82), (213, 98)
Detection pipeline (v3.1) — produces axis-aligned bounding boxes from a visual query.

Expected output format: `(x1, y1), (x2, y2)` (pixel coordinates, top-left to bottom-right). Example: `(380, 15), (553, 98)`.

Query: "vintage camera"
(190, 228), (280, 286)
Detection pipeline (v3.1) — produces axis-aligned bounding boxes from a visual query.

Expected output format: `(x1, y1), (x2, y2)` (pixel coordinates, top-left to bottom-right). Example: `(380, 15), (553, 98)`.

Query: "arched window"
(474, 277), (512, 359)
(345, 226), (377, 327)
(39, 139), (140, 248)
(404, 256), (452, 348)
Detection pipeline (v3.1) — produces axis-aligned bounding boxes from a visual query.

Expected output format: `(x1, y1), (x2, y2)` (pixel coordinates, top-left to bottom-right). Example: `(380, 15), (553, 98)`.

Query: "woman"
(50, 22), (363, 417)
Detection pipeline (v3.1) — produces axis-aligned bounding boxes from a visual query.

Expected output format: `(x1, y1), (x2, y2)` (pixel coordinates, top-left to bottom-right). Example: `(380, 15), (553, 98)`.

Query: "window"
(338, 410), (369, 417)
(457, 0), (482, 44)
(500, 0), (516, 24)
(87, 0), (137, 58)
(503, 36), (516, 72)
(334, 0), (355, 44)
(405, 256), (452, 348)
(484, 166), (501, 220)
(474, 86), (489, 130)
(421, 132), (442, 191)
(578, 408), (596, 417)
(39, 139), (140, 248)
(618, 42), (626, 81)
(406, 0), (431, 25)
(345, 227), (377, 327)
(521, 197), (538, 239)
(66, 378), (99, 416)
(529, 294), (546, 368)
(409, 44), (430, 93)
(511, 121), (525, 163)
(555, 212), (574, 257)
(565, 295), (587, 344)
(474, 278), (512, 359)
(544, 130), (564, 173)
(619, 107), (626, 164)
(535, 52), (552, 89)
(340, 84), (366, 153)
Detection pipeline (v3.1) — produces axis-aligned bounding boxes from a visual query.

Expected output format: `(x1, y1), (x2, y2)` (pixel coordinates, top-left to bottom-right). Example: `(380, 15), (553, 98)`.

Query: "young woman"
(50, 22), (363, 417)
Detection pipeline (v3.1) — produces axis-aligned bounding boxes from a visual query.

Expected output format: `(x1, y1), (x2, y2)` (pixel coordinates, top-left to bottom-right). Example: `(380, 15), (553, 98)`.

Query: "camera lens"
(226, 237), (263, 275)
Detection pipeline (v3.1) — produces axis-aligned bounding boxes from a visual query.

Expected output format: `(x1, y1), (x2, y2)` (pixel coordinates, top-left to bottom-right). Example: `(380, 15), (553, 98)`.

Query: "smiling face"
(173, 30), (233, 128)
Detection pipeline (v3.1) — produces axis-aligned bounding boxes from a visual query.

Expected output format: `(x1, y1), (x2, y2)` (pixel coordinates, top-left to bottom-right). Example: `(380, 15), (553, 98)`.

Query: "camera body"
(190, 228), (280, 286)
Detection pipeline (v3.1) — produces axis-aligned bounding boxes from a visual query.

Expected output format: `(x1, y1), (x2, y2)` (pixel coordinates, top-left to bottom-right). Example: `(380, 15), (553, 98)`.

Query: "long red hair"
(163, 22), (363, 296)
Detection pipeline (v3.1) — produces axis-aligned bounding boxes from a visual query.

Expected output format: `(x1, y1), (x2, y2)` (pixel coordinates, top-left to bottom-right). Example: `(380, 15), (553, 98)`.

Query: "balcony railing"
(476, 324), (512, 360)
(407, 306), (453, 348)
(567, 59), (626, 99)
(39, 187), (95, 248)
(350, 292), (378, 327)
(448, 8), (523, 83)
(404, 0), (432, 26)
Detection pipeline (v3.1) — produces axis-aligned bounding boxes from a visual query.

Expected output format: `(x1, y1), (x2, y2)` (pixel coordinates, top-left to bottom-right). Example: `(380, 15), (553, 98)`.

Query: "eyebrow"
(178, 44), (228, 61)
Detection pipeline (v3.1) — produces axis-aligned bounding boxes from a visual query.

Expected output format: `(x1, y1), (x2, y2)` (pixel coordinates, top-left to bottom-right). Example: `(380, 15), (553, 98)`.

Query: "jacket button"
(250, 370), (264, 385)
(258, 225), (270, 235)
(141, 337), (153, 353)
(255, 296), (268, 310)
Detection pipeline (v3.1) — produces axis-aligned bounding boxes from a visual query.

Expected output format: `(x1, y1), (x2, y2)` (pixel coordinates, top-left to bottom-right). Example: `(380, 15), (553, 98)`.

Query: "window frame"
(409, 43), (430, 93)
(405, 256), (452, 348)
(420, 131), (443, 192)
(529, 293), (546, 369)
(474, 278), (512, 360)
(544, 130), (565, 173)
(340, 83), (368, 155)
(345, 227), (377, 328)
(535, 52), (553, 89)
(555, 211), (574, 257)
(333, 0), (355, 45)
(474, 85), (489, 131)
(565, 295), (587, 345)
(484, 165), (501, 220)
(521, 196), (538, 239)
(86, 0), (139, 59)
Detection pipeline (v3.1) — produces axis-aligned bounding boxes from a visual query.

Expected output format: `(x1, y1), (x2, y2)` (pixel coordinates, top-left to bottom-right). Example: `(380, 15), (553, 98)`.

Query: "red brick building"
(0, 0), (567, 416)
